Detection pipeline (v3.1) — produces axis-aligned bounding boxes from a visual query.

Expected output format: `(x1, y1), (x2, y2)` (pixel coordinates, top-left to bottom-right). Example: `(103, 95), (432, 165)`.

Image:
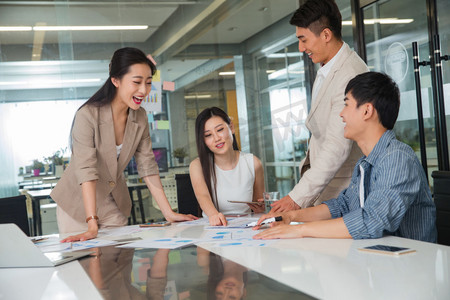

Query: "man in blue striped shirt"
(254, 72), (437, 243)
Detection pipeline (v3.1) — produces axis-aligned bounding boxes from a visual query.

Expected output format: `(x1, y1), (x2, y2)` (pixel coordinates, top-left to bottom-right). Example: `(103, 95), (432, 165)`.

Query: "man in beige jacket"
(271, 0), (368, 212)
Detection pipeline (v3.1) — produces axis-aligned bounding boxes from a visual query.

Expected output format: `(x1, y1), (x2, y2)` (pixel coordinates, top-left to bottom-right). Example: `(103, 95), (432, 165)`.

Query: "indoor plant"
(51, 148), (66, 177)
(32, 159), (44, 176)
(173, 147), (187, 164)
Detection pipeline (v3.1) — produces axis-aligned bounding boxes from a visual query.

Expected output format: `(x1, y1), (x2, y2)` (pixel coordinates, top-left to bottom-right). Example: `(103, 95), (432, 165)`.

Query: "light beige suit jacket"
(289, 43), (368, 208)
(51, 104), (159, 226)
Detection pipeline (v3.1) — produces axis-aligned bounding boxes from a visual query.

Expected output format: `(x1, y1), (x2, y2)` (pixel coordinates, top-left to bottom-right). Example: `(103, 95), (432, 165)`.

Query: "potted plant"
(32, 159), (44, 176)
(173, 147), (187, 164)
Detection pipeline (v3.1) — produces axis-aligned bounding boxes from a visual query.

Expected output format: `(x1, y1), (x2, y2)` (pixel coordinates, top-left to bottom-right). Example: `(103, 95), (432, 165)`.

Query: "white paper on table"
(204, 217), (259, 229)
(174, 218), (210, 226)
(38, 239), (117, 253)
(198, 228), (260, 242)
(117, 237), (199, 249)
(98, 225), (142, 237)
(197, 238), (275, 248)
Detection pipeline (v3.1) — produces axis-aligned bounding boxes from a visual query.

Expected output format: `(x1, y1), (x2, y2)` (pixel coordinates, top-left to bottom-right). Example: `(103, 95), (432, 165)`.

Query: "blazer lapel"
(307, 43), (352, 122)
(99, 105), (118, 179)
(117, 109), (139, 173)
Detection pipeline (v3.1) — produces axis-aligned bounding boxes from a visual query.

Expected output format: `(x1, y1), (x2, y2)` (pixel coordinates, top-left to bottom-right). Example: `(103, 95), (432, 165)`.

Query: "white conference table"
(1, 219), (449, 300)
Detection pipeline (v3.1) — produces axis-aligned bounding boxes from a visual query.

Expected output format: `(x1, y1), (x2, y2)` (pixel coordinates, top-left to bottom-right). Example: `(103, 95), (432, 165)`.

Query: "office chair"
(431, 171), (450, 246)
(0, 195), (31, 236)
(175, 174), (202, 217)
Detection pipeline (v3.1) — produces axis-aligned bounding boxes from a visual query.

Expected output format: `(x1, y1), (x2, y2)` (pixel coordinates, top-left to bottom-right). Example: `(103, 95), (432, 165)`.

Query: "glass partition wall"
(8, 0), (432, 202)
(0, 0), (301, 198)
(257, 43), (308, 196)
(361, 0), (450, 184)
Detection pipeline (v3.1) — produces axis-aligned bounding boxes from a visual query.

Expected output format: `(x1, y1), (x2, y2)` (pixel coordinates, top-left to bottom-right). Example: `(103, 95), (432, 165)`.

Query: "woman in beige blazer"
(51, 47), (197, 241)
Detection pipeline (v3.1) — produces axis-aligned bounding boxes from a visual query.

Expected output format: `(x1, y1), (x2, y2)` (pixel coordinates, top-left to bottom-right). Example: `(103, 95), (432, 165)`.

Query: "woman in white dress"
(189, 107), (264, 226)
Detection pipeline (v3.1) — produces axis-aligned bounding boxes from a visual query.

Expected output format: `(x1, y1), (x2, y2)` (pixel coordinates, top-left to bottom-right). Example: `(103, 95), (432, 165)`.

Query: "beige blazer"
(289, 43), (368, 208)
(51, 104), (159, 225)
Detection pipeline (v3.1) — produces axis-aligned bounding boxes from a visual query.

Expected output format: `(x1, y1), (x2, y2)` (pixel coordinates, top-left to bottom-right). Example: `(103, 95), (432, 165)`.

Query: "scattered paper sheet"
(205, 217), (259, 229)
(98, 225), (143, 237)
(38, 239), (117, 253)
(175, 218), (211, 226)
(198, 238), (275, 248)
(117, 237), (199, 249)
(199, 228), (260, 241)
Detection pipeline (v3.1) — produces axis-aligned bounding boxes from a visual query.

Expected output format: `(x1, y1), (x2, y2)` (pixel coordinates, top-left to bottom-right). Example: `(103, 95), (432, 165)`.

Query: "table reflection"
(79, 245), (314, 300)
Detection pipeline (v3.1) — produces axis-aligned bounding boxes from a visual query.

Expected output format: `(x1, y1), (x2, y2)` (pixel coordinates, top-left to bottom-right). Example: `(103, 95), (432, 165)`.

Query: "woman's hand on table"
(165, 212), (198, 223)
(208, 212), (228, 226)
(60, 228), (98, 243)
(60, 220), (98, 242)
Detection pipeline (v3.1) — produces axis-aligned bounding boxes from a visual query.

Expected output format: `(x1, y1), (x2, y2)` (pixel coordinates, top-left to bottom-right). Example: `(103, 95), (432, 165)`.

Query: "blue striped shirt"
(324, 130), (437, 242)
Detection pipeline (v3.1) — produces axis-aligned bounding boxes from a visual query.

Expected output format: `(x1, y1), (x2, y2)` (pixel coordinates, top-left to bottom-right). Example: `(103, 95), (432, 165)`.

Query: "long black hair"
(82, 47), (156, 108)
(195, 107), (239, 210)
(70, 47), (157, 150)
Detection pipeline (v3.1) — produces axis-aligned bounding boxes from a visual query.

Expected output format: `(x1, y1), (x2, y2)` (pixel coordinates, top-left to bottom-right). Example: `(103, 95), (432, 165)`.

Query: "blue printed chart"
(141, 70), (162, 113)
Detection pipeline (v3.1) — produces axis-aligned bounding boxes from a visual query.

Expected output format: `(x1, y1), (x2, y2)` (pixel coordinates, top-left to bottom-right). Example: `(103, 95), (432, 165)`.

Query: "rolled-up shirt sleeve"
(72, 108), (99, 185)
(324, 187), (352, 218)
(342, 150), (419, 239)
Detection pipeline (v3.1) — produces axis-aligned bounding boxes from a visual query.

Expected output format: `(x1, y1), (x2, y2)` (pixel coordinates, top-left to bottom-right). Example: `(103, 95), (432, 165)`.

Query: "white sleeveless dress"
(202, 152), (255, 217)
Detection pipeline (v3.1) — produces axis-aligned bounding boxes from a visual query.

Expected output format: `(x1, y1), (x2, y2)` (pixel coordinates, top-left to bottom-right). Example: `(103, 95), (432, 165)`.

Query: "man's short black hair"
(345, 72), (400, 130)
(290, 0), (342, 39)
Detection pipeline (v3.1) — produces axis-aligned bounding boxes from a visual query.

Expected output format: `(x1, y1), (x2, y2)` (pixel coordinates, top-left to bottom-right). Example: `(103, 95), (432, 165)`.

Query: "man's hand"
(252, 211), (291, 230)
(208, 213), (228, 226)
(270, 195), (300, 212)
(253, 224), (303, 239)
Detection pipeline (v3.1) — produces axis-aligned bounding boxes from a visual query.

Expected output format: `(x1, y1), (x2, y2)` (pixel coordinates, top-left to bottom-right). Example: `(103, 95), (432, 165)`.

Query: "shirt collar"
(317, 42), (347, 79)
(363, 130), (396, 166)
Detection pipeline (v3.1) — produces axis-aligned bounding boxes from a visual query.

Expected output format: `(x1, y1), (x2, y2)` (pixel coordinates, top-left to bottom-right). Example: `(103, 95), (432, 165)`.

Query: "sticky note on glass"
(153, 70), (161, 82)
(156, 120), (170, 130)
(163, 81), (175, 91)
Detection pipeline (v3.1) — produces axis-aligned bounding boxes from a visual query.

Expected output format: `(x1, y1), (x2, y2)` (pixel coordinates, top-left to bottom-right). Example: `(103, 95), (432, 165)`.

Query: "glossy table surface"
(1, 219), (450, 300)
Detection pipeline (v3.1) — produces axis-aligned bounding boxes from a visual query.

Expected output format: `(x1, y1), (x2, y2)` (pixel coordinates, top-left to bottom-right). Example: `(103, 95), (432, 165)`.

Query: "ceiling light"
(33, 25), (149, 31)
(184, 95), (212, 99)
(219, 71), (236, 76)
(0, 78), (102, 86)
(0, 81), (27, 86)
(342, 18), (413, 25)
(0, 26), (32, 31)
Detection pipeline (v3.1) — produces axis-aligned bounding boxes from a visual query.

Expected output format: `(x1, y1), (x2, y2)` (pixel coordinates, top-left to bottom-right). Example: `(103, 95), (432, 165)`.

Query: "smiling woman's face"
(203, 115), (234, 155)
(111, 63), (152, 110)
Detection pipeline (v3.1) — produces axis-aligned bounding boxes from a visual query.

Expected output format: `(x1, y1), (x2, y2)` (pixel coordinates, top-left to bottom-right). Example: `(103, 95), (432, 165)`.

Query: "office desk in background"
(26, 188), (52, 236)
(1, 220), (449, 300)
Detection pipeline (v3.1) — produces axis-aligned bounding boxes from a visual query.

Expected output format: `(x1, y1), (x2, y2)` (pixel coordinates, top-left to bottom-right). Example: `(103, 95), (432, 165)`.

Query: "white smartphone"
(358, 244), (416, 255)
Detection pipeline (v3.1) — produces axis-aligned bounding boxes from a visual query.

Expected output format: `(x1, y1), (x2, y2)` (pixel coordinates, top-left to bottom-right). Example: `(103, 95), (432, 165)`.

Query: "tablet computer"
(227, 200), (252, 204)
